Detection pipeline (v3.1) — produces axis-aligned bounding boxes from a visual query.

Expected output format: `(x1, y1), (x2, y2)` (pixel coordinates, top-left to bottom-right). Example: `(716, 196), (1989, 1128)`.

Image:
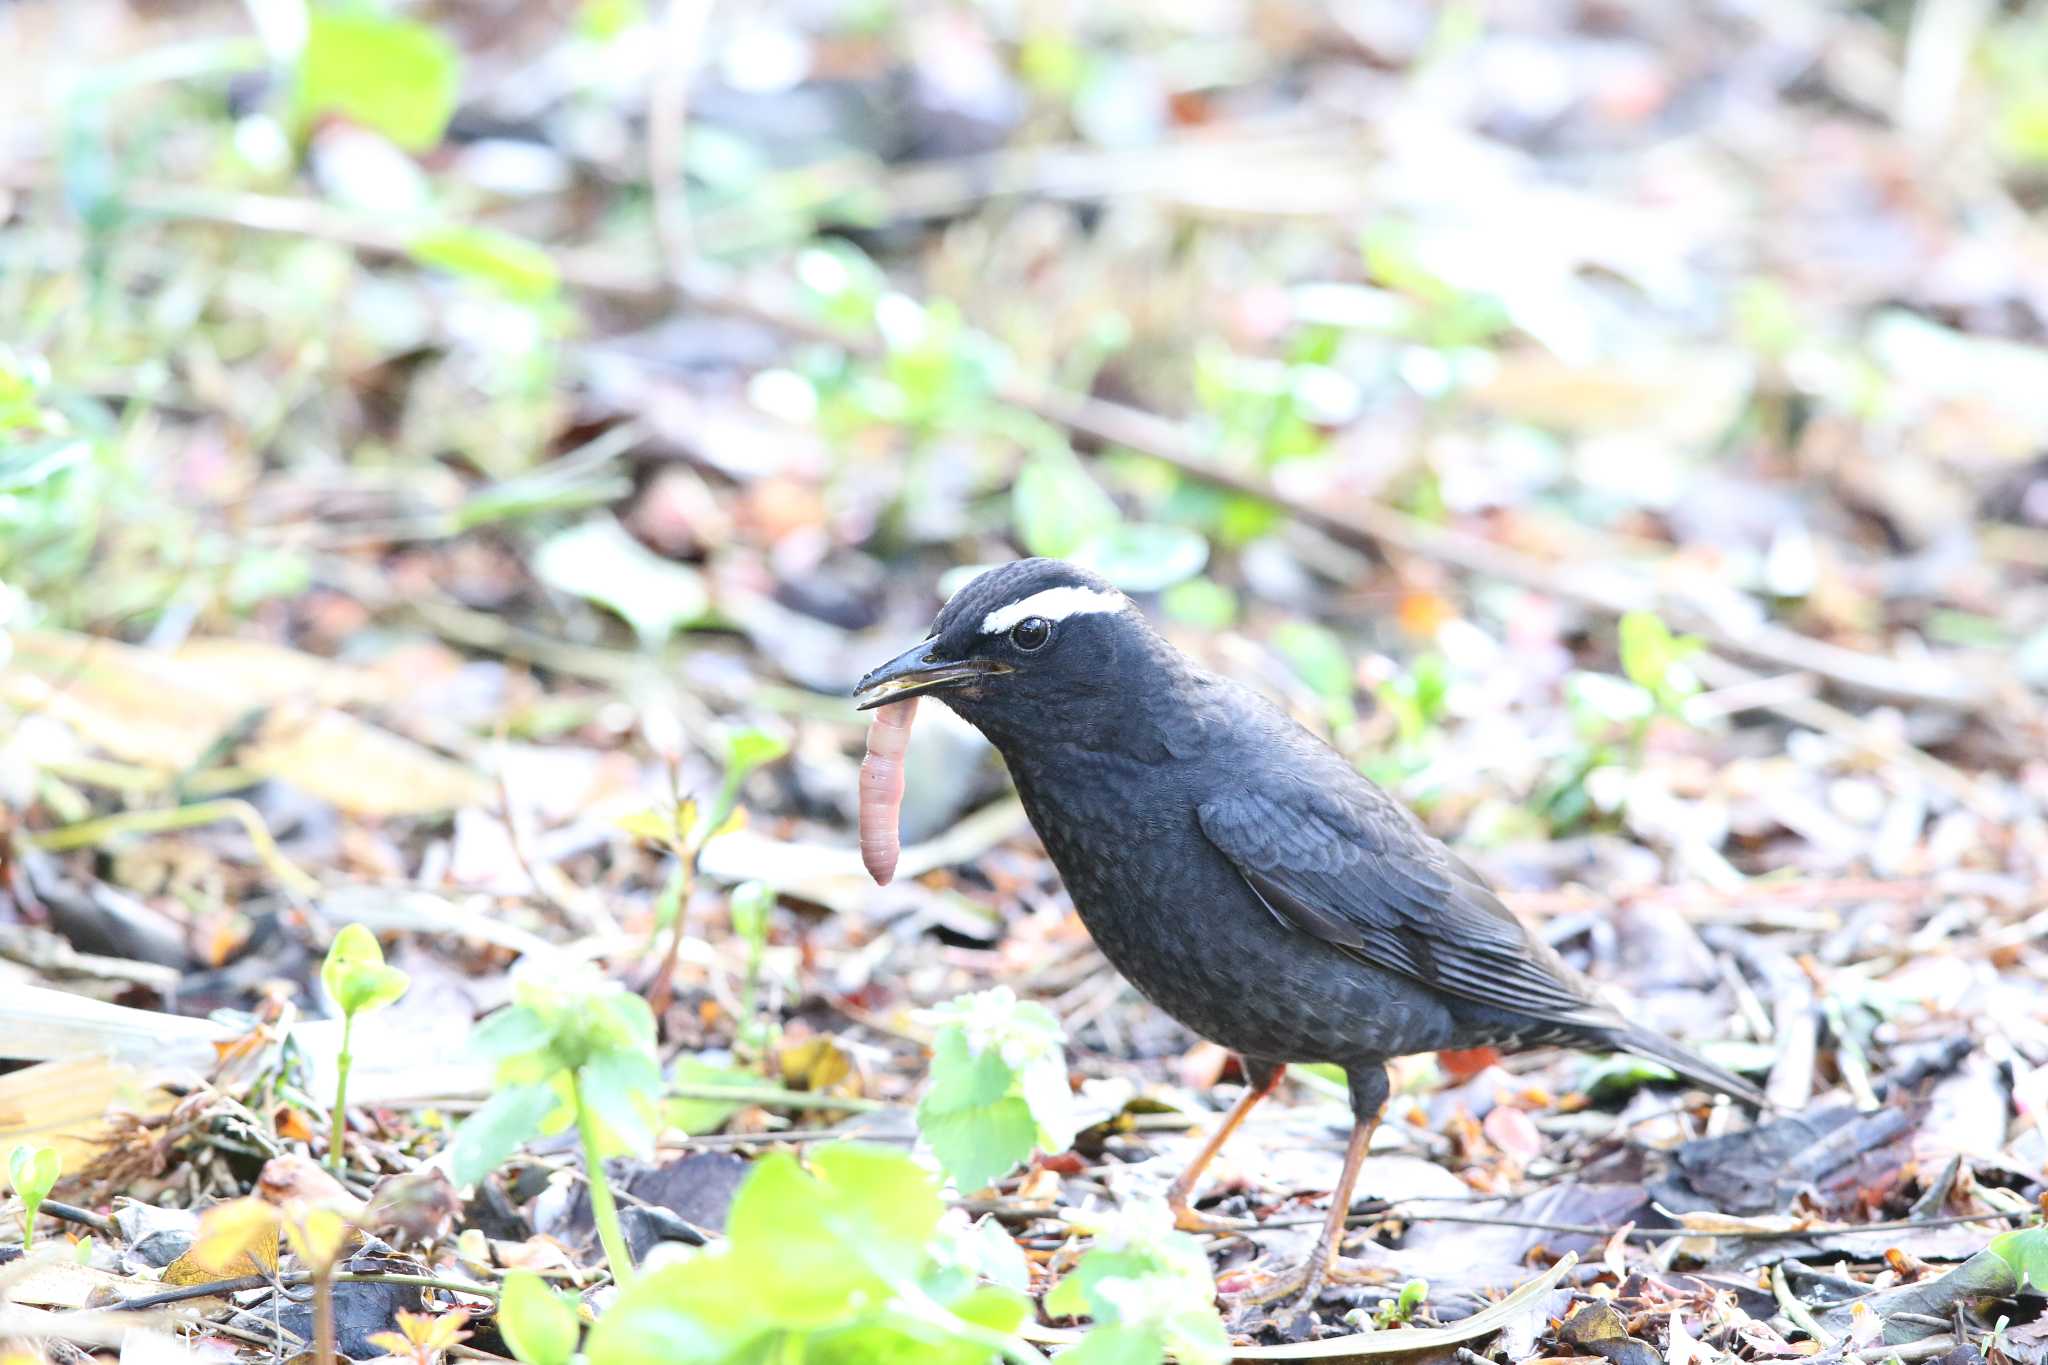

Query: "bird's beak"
(853, 639), (1009, 711)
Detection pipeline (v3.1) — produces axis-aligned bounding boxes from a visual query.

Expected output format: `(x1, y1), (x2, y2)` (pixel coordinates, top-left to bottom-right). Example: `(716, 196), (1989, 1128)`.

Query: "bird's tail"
(1608, 1025), (1770, 1109)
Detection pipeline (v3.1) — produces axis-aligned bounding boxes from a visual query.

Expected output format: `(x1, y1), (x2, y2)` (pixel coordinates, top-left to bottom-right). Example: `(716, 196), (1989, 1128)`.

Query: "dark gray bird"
(855, 558), (1764, 1309)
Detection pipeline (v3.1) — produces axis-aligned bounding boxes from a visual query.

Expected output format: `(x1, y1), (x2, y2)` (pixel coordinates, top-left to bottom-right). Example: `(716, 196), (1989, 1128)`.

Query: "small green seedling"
(451, 973), (661, 1286)
(584, 1143), (1033, 1365)
(496, 1269), (582, 1365)
(1374, 1277), (1429, 1329)
(320, 924), (411, 1173)
(727, 880), (776, 1056)
(1616, 610), (1703, 718)
(6, 1145), (59, 1250)
(1045, 1200), (1229, 1365)
(915, 987), (1076, 1193)
(623, 724), (789, 1015)
(1539, 611), (1708, 835)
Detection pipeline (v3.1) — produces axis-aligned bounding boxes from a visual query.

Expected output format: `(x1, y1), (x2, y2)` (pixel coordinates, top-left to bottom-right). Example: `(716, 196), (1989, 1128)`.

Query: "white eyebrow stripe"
(979, 586), (1130, 635)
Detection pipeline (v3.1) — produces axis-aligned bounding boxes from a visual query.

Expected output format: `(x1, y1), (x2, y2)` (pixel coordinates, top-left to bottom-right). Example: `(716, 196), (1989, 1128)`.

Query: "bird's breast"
(1003, 744), (1457, 1066)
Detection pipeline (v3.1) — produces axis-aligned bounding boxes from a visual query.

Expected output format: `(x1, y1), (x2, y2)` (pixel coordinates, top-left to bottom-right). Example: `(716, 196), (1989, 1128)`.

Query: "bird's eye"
(1009, 617), (1052, 651)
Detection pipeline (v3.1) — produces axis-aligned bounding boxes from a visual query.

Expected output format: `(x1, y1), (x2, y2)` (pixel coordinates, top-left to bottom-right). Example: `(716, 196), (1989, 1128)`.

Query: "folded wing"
(1197, 783), (1614, 1032)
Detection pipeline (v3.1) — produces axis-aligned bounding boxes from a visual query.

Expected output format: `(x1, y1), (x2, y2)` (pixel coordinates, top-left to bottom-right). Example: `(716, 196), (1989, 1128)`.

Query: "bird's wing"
(1197, 783), (1611, 1029)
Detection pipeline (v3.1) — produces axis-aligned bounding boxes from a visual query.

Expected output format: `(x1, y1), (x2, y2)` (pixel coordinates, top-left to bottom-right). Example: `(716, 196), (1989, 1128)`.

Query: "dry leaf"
(170, 1198), (280, 1282)
(2, 630), (489, 816)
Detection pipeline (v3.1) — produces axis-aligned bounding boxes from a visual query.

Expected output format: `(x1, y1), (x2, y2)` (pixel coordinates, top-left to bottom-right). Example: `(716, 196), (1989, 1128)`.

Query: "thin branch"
(1248, 1205), (2033, 1241)
(39, 1200), (120, 1237)
(111, 1269), (504, 1314)
(24, 797), (319, 898)
(648, 0), (715, 285)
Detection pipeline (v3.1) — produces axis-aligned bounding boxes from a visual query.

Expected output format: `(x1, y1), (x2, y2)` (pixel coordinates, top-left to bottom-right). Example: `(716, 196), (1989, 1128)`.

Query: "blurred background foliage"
(3, 3), (2048, 1351)
(1, 0), (2044, 848)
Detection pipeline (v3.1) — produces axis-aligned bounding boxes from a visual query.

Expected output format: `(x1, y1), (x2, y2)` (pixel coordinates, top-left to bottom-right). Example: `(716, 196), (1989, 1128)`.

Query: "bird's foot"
(1219, 1250), (1388, 1313)
(1167, 1194), (1255, 1236)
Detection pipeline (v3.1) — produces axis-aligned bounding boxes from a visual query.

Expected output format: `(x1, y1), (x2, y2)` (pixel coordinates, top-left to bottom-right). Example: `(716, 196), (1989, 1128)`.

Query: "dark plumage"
(856, 558), (1764, 1308)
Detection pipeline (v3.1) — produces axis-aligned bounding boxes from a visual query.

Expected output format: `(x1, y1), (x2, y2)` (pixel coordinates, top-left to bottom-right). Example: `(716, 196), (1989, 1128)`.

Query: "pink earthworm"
(858, 698), (918, 885)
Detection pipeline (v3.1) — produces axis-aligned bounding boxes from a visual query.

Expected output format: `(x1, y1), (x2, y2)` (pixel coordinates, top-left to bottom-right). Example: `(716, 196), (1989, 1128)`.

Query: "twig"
(334, 1270), (501, 1301)
(39, 1200), (119, 1237)
(312, 1262), (338, 1365)
(648, 0), (714, 283)
(1254, 1206), (2031, 1241)
(493, 735), (618, 938)
(1773, 1262), (1837, 1347)
(113, 1269), (504, 1314)
(1690, 653), (1989, 814)
(1855, 1337), (1960, 1364)
(655, 1127), (917, 1149)
(114, 1274), (274, 1310)
(23, 798), (319, 898)
(1819, 993), (1881, 1112)
(667, 1082), (893, 1112)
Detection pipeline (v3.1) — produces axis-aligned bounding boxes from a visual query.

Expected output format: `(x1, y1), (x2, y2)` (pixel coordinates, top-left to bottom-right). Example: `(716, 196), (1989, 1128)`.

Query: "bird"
(854, 557), (1766, 1313)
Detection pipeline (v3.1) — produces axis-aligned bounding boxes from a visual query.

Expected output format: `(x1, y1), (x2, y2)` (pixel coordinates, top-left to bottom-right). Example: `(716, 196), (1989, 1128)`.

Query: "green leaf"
(666, 1057), (756, 1136)
(496, 1269), (581, 1365)
(577, 0), (647, 41)
(1160, 577), (1237, 630)
(1057, 1324), (1169, 1365)
(722, 1152), (899, 1327)
(1045, 1202), (1227, 1365)
(1617, 610), (1702, 711)
(321, 924), (409, 1017)
(469, 1005), (554, 1062)
(616, 807), (684, 846)
(720, 727), (791, 779)
(589, 989), (659, 1056)
(811, 1314), (998, 1365)
(920, 1093), (1038, 1196)
(409, 226), (560, 303)
(577, 1048), (662, 1158)
(533, 517), (710, 646)
(7, 1144), (59, 1250)
(450, 1082), (560, 1186)
(321, 922), (381, 1000)
(1072, 523), (1208, 593)
(1990, 1227), (2048, 1294)
(291, 5), (460, 152)
(0, 438), (88, 491)
(937, 1214), (1032, 1295)
(1376, 1277), (1429, 1327)
(585, 1142), (1024, 1365)
(729, 881), (773, 952)
(916, 986), (1076, 1188)
(948, 1282), (1028, 1335)
(8, 1145), (59, 1204)
(584, 1258), (757, 1365)
(805, 1144), (948, 1286)
(1013, 453), (1119, 558)
(340, 962), (410, 1016)
(1271, 621), (1355, 709)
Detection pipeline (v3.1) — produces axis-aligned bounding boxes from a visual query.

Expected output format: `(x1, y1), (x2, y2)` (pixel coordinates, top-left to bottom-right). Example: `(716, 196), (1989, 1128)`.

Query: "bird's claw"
(1220, 1253), (1387, 1315)
(1168, 1197), (1255, 1236)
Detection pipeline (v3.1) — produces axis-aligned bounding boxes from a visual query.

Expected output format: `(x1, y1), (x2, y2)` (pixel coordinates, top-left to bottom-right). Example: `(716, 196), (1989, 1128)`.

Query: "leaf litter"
(1, 0), (2047, 1362)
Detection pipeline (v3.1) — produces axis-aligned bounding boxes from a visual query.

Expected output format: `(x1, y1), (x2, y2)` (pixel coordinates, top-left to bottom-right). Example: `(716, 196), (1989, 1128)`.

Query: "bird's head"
(853, 559), (1165, 738)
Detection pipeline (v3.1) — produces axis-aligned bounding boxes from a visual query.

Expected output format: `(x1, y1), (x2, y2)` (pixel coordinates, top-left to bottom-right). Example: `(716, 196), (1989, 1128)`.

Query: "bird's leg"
(1223, 1066), (1391, 1312)
(1166, 1058), (1285, 1234)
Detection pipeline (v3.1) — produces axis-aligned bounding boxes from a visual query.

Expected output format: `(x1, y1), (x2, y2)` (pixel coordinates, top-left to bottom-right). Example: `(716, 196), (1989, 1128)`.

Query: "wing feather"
(1198, 785), (1611, 1029)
